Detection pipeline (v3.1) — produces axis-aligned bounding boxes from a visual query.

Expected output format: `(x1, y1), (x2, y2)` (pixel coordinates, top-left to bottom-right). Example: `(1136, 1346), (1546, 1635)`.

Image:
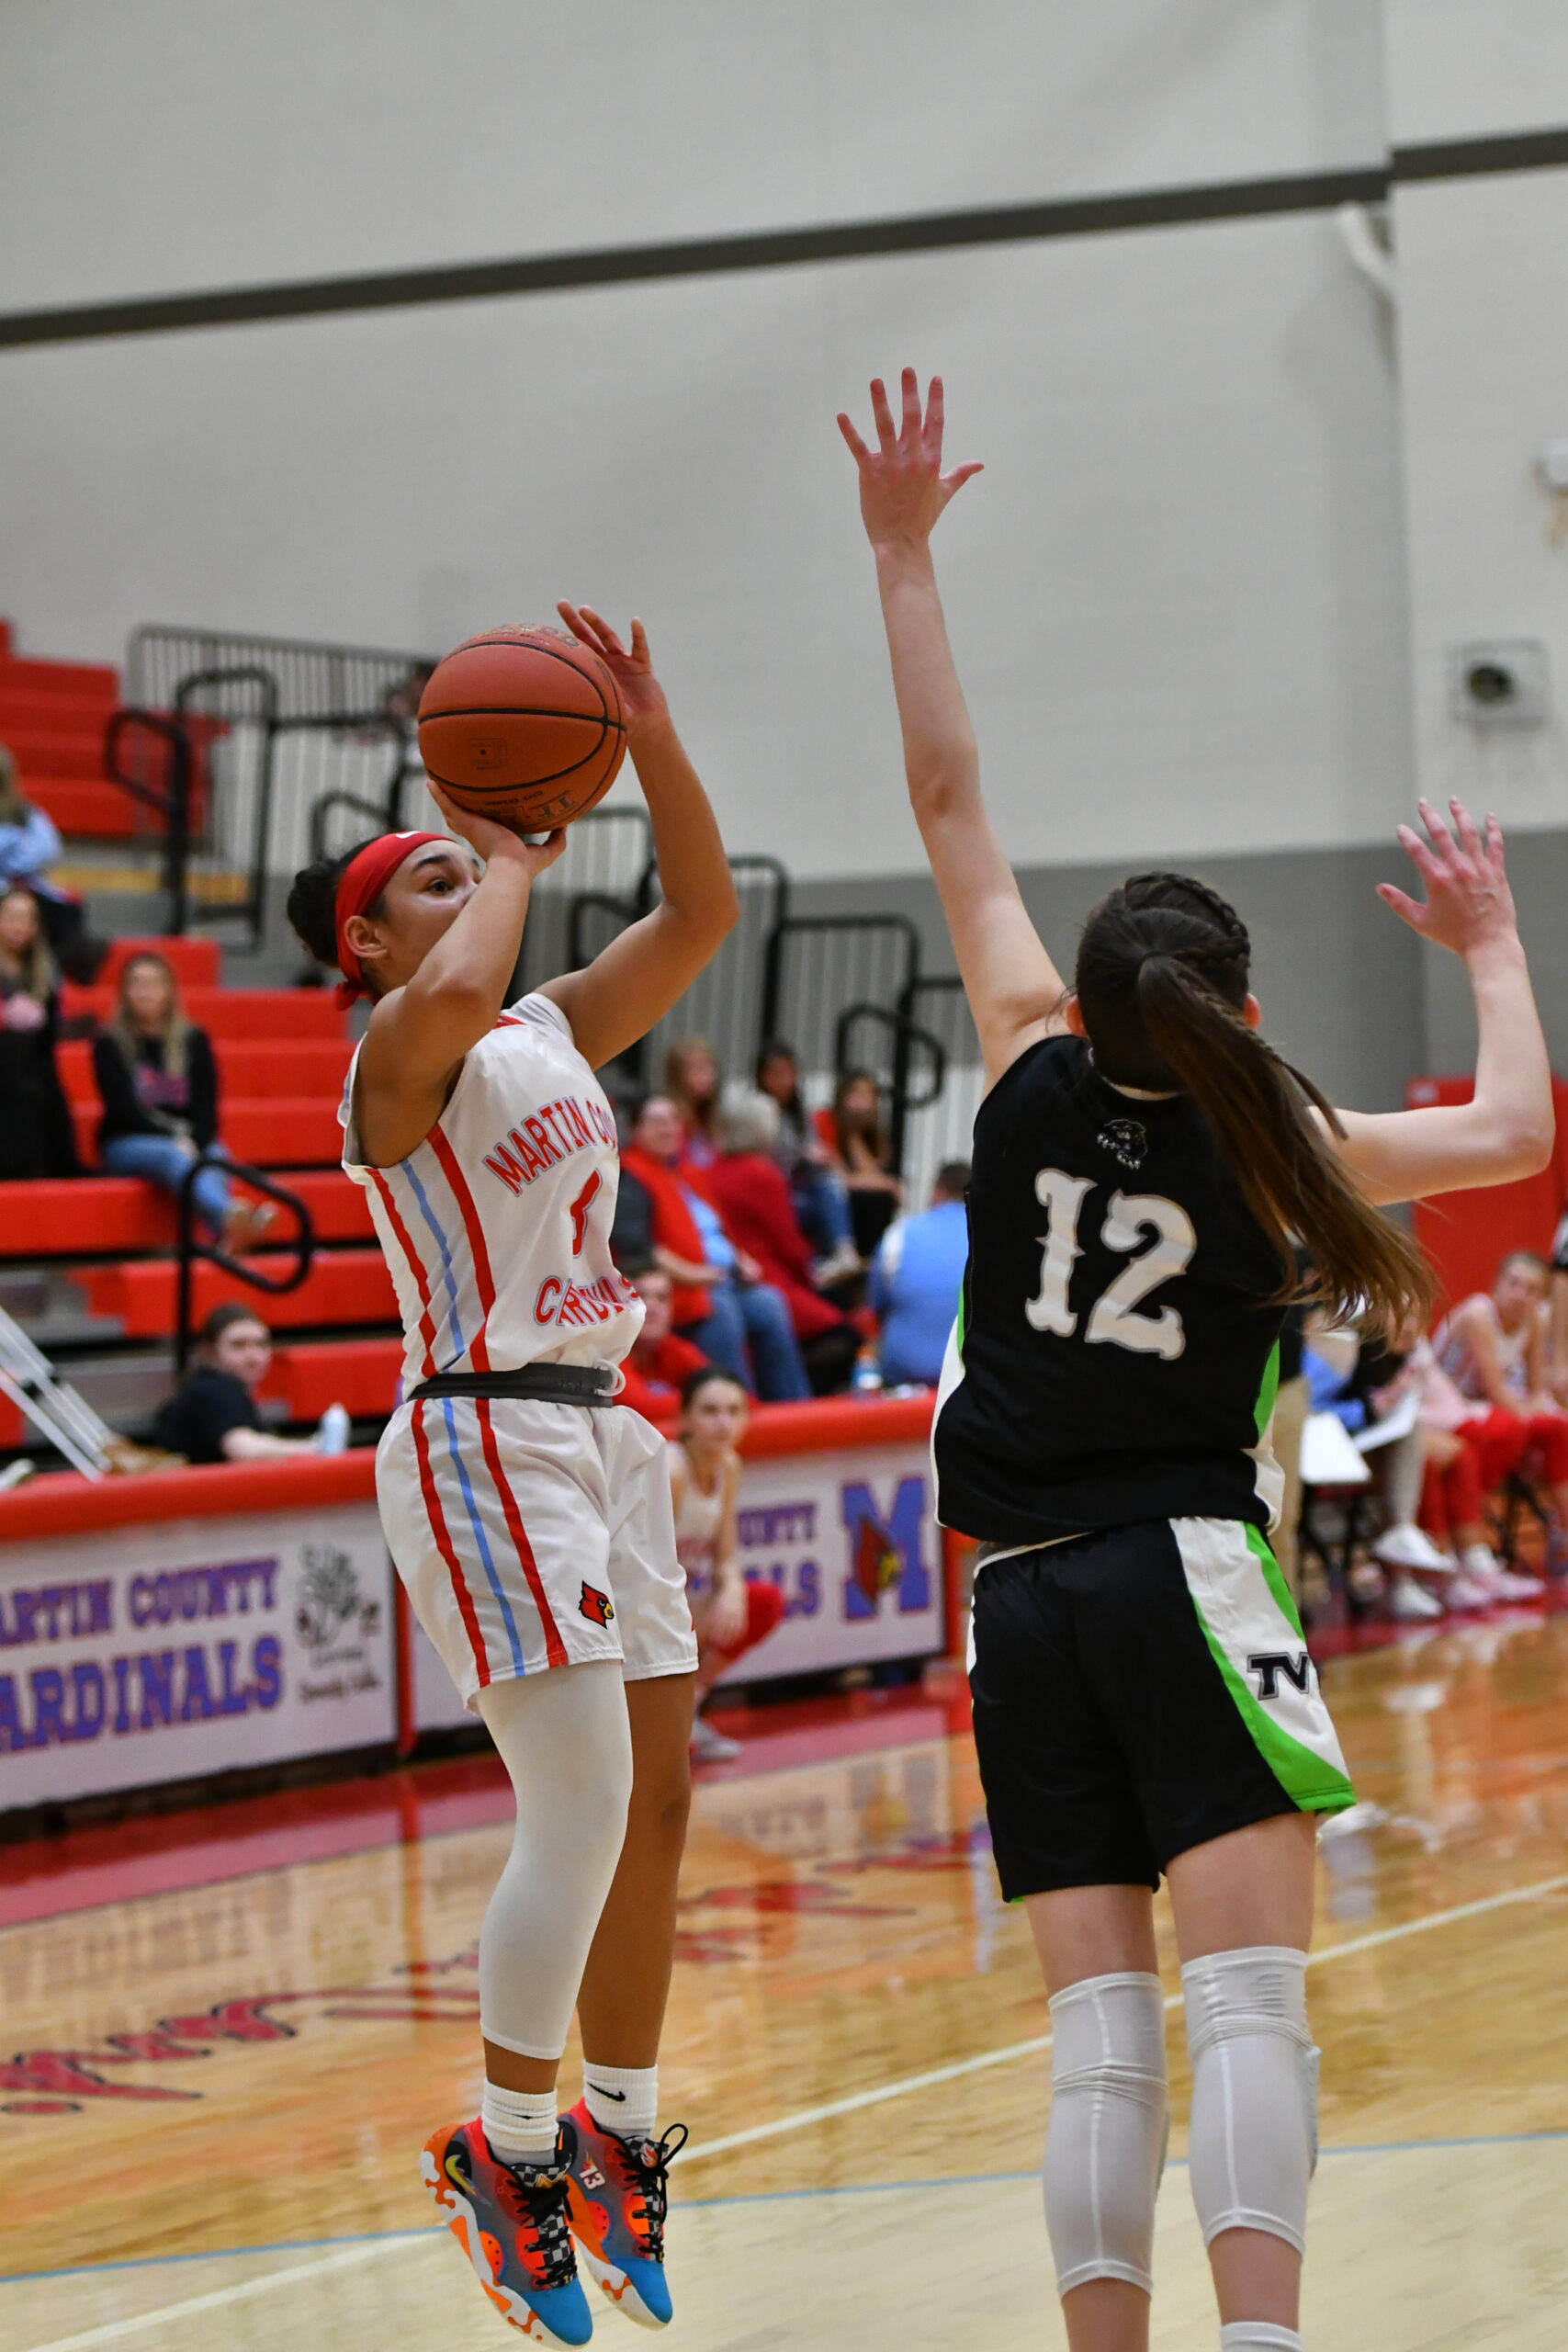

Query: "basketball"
(416, 624), (627, 831)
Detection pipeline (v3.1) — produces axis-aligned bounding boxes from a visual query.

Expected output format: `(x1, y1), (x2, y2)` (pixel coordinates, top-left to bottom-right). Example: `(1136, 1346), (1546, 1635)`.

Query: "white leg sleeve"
(1043, 1971), (1169, 2298)
(475, 1661), (634, 2062)
(1182, 1946), (1318, 2258)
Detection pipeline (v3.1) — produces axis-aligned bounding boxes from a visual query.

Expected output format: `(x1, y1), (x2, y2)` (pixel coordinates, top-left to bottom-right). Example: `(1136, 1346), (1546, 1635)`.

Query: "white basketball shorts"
(377, 1396), (697, 1712)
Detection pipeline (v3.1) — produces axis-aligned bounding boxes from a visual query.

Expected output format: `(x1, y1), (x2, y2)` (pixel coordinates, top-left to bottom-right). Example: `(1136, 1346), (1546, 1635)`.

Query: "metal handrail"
(174, 1152), (316, 1374)
(102, 707), (196, 933)
(831, 1000), (948, 1175)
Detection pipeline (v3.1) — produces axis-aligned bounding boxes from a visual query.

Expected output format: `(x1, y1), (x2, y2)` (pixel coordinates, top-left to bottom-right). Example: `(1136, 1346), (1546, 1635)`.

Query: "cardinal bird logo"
(580, 1582), (615, 1625)
(852, 1515), (903, 1609)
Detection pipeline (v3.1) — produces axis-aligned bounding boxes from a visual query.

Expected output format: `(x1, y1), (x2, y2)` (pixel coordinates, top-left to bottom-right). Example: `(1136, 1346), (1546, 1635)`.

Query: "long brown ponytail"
(1075, 873), (1433, 1333)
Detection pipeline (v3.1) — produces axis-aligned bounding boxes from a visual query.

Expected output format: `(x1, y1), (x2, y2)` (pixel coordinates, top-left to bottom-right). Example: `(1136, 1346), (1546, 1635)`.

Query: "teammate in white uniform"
(288, 604), (737, 2349)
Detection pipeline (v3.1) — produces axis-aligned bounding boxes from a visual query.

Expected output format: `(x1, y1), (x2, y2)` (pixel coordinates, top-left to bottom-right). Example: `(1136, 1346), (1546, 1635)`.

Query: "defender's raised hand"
(1377, 798), (1520, 960)
(837, 368), (983, 556)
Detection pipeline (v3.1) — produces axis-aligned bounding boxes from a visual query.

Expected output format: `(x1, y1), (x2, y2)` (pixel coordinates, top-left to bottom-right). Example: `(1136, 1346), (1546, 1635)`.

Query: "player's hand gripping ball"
(416, 625), (627, 832)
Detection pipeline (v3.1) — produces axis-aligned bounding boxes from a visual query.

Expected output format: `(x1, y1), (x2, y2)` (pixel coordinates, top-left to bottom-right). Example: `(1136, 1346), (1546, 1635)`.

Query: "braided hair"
(1075, 871), (1432, 1332)
(286, 839), (381, 976)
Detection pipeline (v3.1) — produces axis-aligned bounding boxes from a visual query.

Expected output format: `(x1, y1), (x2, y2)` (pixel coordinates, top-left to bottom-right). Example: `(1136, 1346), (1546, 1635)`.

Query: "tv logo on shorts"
(840, 1478), (931, 1621)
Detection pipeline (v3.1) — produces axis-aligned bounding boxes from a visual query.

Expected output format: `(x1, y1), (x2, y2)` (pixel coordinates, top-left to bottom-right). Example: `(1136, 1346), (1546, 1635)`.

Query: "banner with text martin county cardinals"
(408, 1434), (946, 1728)
(0, 1504), (396, 1810)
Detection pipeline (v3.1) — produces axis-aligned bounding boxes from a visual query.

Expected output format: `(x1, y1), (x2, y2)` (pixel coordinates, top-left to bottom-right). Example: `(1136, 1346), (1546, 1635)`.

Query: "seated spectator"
(870, 1160), (971, 1387)
(621, 1093), (810, 1400)
(616, 1258), (710, 1421)
(1551, 1207), (1568, 1404)
(0, 747), (88, 966)
(0, 883), (81, 1181)
(1432, 1250), (1568, 1556)
(152, 1304), (349, 1464)
(1395, 1329), (1557, 1604)
(663, 1035), (722, 1170)
(708, 1088), (859, 1393)
(669, 1367), (785, 1761)
(755, 1037), (857, 1271)
(93, 953), (267, 1251)
(816, 1068), (902, 1256)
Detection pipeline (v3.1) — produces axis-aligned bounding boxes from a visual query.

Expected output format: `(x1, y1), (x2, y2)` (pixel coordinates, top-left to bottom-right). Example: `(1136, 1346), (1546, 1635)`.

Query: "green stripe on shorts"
(1173, 1516), (1356, 1815)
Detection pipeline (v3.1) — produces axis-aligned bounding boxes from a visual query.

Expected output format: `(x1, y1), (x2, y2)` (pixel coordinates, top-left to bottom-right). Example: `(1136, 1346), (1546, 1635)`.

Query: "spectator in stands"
(93, 953), (268, 1252)
(818, 1067), (902, 1255)
(663, 1035), (722, 1169)
(755, 1038), (858, 1272)
(669, 1366), (785, 1761)
(152, 1303), (349, 1464)
(708, 1087), (859, 1393)
(615, 1258), (711, 1421)
(1382, 1336), (1541, 1609)
(621, 1092), (811, 1400)
(870, 1159), (971, 1387)
(0, 747), (88, 967)
(1432, 1250), (1568, 1572)
(0, 883), (81, 1181)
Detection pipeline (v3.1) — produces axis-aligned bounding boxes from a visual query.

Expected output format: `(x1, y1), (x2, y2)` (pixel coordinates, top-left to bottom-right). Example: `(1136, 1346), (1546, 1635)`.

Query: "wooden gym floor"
(4, 1607), (1567, 2350)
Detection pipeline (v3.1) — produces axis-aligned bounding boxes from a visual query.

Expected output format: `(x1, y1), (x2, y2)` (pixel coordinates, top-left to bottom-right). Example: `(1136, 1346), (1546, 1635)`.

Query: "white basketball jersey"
(341, 991), (643, 1386)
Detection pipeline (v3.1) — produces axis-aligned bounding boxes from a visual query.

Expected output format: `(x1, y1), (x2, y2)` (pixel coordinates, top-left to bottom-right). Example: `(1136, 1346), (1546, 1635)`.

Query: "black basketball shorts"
(969, 1517), (1356, 1901)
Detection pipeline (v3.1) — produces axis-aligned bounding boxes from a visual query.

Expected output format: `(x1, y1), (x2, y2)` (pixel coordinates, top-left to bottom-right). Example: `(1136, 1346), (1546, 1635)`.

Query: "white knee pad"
(1182, 1945), (1318, 2259)
(1043, 1971), (1169, 2298)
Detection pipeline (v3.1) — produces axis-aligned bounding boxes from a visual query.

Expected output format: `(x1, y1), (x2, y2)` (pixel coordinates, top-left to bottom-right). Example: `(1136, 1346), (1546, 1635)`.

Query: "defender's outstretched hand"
(1377, 798), (1519, 959)
(837, 368), (983, 555)
(557, 601), (669, 731)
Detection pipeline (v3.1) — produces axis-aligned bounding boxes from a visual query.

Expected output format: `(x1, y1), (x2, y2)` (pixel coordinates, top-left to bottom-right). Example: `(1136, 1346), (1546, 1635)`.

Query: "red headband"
(333, 831), (446, 1005)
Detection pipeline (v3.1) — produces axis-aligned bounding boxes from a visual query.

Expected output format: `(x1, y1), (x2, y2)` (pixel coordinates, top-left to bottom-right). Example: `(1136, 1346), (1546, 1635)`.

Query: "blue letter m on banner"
(840, 1478), (931, 1620)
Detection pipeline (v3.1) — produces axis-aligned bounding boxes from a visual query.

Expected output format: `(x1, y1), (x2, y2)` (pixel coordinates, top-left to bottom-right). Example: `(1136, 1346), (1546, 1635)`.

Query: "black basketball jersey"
(934, 1034), (1287, 1546)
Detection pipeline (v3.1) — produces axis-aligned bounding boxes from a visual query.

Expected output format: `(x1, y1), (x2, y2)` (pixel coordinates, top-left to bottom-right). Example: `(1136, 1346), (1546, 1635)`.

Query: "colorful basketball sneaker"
(560, 2100), (687, 2328)
(421, 2118), (593, 2346)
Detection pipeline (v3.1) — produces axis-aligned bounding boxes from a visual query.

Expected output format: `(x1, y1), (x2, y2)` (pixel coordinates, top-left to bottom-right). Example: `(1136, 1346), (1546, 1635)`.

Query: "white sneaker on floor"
(1459, 1545), (1543, 1601)
(1387, 1572), (1443, 1621)
(690, 1718), (743, 1763)
(1374, 1523), (1451, 1574)
(1445, 1570), (1495, 1611)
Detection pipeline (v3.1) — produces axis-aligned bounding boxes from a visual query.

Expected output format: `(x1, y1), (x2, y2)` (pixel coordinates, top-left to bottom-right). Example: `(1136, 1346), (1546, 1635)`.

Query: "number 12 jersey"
(934, 1034), (1287, 1547)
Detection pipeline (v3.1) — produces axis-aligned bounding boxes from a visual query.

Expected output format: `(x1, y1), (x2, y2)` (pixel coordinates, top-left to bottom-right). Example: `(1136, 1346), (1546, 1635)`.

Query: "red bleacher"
(1408, 1075), (1568, 1309)
(0, 643), (129, 838)
(75, 1248), (395, 1338)
(0, 618), (395, 1453)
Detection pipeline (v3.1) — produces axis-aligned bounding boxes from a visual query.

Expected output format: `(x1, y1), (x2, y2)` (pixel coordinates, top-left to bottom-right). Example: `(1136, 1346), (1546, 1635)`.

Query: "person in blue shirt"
(871, 1160), (971, 1387)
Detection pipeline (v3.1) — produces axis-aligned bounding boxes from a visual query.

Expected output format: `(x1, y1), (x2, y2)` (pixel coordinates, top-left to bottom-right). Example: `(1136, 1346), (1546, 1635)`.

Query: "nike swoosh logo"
(589, 2086), (627, 2101)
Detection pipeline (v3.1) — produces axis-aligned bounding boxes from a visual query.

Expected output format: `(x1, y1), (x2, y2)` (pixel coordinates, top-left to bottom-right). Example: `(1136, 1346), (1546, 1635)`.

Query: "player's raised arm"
(539, 604), (738, 1069)
(839, 368), (1063, 1090)
(1320, 800), (1553, 1204)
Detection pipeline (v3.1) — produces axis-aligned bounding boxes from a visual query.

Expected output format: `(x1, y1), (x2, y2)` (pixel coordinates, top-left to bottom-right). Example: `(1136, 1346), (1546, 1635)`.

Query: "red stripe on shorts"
(475, 1398), (569, 1670)
(368, 1167), (438, 1379)
(429, 1124), (496, 1371)
(412, 1398), (489, 1687)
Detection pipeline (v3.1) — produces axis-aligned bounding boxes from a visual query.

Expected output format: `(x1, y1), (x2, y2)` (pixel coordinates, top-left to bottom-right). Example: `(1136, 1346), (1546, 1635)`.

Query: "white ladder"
(0, 1301), (114, 1478)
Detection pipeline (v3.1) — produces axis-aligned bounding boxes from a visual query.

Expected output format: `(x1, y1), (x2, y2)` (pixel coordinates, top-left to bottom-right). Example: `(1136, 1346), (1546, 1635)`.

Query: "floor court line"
(687, 1868), (1568, 2160)
(16, 1868), (1568, 2350)
(17, 2238), (427, 2352)
(12, 2130), (1568, 2294)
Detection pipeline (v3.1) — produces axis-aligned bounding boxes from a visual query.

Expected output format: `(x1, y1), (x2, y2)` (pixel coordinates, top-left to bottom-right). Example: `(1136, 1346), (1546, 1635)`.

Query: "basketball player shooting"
(838, 369), (1552, 2352)
(288, 603), (738, 2346)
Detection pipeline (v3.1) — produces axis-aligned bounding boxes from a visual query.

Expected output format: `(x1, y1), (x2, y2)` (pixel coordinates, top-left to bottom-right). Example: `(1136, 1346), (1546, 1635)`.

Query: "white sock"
(584, 2061), (659, 2142)
(481, 2081), (558, 2169)
(1220, 2325), (1303, 2350)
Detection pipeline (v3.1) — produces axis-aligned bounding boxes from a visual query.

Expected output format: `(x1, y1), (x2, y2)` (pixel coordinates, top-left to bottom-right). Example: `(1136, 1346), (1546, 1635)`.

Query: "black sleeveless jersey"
(934, 1034), (1286, 1545)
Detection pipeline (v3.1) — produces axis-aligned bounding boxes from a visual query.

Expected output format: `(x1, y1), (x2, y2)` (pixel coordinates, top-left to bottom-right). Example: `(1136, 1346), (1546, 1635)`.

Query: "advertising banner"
(716, 1437), (943, 1684)
(0, 1503), (396, 1810)
(407, 1432), (946, 1728)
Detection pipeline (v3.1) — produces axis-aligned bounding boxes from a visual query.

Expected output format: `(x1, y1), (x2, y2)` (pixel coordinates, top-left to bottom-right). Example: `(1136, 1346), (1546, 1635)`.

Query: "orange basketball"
(416, 625), (627, 831)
